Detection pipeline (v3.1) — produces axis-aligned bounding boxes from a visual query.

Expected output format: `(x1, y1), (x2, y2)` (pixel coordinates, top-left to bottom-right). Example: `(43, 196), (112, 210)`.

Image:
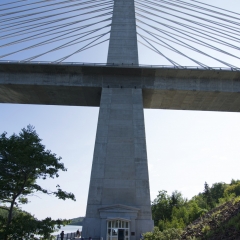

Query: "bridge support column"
(107, 0), (138, 65)
(83, 88), (153, 239)
(83, 0), (153, 237)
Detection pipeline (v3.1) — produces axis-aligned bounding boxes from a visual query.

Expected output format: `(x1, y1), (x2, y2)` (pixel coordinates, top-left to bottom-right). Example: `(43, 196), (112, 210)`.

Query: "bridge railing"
(55, 232), (76, 240)
(55, 234), (100, 240)
(0, 60), (240, 72)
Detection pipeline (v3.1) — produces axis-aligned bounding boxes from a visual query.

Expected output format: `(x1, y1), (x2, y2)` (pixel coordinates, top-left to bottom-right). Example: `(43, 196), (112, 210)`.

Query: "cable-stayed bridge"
(0, 0), (240, 67)
(1, 0), (240, 239)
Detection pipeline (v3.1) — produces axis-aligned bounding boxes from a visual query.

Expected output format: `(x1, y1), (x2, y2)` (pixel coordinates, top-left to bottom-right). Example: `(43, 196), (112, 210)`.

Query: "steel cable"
(1, 28), (110, 60)
(137, 22), (238, 68)
(188, 0), (240, 17)
(0, 5), (113, 32)
(135, 2), (240, 34)
(0, 0), (27, 7)
(24, 35), (109, 62)
(138, 31), (208, 68)
(138, 33), (180, 66)
(0, 19), (111, 47)
(0, 0), (112, 17)
(141, 0), (240, 23)
(136, 18), (240, 52)
(0, 24), (110, 47)
(0, 11), (112, 39)
(0, 0), (113, 25)
(136, 17), (240, 58)
(137, 26), (237, 68)
(137, 12), (240, 44)
(0, 0), (81, 11)
(135, 7), (240, 39)
(53, 33), (110, 62)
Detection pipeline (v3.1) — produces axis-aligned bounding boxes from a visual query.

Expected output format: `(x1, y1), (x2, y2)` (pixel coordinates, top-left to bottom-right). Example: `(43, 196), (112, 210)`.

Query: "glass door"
(107, 220), (130, 240)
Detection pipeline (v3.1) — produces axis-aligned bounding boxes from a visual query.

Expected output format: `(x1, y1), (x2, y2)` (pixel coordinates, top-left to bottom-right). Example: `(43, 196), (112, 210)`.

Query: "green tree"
(170, 191), (186, 209)
(188, 201), (202, 222)
(152, 190), (189, 231)
(172, 206), (189, 225)
(0, 125), (76, 239)
(150, 180), (240, 235)
(210, 182), (227, 204)
(224, 182), (240, 198)
(151, 191), (171, 226)
(192, 194), (208, 210)
(203, 182), (214, 209)
(230, 179), (240, 185)
(0, 209), (70, 239)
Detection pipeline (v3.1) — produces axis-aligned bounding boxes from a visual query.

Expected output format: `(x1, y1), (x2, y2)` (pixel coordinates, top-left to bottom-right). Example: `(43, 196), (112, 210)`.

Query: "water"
(55, 225), (82, 235)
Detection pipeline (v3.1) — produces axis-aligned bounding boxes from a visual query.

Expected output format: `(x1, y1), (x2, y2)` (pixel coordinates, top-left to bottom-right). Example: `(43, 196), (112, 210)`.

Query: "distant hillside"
(144, 199), (240, 240)
(181, 198), (240, 239)
(143, 179), (240, 240)
(69, 217), (84, 226)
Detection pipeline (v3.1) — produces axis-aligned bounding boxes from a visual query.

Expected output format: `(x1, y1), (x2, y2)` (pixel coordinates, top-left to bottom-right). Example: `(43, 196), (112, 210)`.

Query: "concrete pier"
(83, 88), (153, 239)
(83, 0), (153, 239)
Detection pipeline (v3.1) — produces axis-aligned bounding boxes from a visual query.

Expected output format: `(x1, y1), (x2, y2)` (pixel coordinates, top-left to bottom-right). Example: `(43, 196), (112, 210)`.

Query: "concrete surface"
(107, 0), (138, 64)
(82, 88), (153, 239)
(1, 63), (240, 112)
(83, 1), (153, 238)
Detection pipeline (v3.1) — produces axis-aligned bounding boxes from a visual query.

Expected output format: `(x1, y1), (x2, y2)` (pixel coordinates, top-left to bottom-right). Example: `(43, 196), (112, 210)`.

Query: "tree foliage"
(143, 226), (183, 240)
(151, 179), (240, 233)
(203, 182), (214, 208)
(0, 209), (70, 239)
(210, 182), (227, 203)
(224, 182), (240, 198)
(0, 125), (76, 239)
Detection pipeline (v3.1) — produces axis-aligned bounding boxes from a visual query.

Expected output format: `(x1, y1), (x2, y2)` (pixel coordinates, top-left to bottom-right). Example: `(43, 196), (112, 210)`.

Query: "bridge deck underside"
(1, 63), (240, 112)
(144, 89), (240, 112)
(0, 84), (101, 107)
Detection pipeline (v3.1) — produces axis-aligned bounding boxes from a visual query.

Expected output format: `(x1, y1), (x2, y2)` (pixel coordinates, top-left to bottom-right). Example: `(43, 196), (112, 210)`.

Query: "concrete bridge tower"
(82, 0), (154, 239)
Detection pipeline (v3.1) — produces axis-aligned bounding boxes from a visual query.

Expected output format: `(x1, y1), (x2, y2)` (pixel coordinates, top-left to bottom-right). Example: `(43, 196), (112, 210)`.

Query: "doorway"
(107, 219), (130, 240)
(118, 229), (124, 240)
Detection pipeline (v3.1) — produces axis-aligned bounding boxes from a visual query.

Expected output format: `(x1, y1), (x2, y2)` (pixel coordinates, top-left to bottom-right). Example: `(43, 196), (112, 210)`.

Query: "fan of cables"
(0, 0), (113, 63)
(1, 0), (240, 68)
(135, 0), (240, 69)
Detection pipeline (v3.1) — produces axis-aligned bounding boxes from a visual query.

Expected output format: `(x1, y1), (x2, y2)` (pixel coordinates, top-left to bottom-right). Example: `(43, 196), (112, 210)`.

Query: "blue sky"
(1, 0), (240, 220)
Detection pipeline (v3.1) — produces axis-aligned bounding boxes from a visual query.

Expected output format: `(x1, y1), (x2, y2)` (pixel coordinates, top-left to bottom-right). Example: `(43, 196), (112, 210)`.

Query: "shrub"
(201, 224), (210, 234)
(143, 227), (183, 240)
